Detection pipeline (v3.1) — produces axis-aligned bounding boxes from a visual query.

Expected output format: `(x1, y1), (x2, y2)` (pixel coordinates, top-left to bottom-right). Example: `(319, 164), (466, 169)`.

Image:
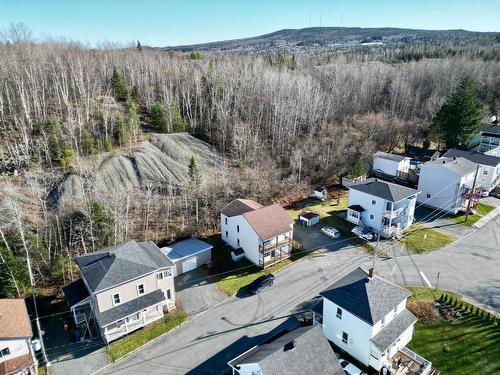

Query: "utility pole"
(465, 164), (480, 222)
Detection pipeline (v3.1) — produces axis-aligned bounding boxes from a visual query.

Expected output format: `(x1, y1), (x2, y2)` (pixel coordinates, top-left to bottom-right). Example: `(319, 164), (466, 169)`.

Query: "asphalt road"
(99, 218), (500, 375)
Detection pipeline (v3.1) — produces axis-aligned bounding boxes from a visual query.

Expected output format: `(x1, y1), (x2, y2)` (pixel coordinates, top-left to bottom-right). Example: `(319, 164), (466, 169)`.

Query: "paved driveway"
(293, 224), (350, 252)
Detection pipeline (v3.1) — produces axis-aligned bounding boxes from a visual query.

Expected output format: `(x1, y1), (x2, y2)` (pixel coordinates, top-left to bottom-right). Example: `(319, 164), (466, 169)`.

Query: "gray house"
(161, 238), (213, 275)
(63, 240), (176, 343)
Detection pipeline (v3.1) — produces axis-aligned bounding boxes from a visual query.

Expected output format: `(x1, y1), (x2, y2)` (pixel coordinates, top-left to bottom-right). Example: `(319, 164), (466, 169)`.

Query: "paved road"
(99, 218), (499, 375)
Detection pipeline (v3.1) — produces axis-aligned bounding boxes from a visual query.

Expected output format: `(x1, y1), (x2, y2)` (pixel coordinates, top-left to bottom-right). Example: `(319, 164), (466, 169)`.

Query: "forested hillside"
(0, 24), (499, 297)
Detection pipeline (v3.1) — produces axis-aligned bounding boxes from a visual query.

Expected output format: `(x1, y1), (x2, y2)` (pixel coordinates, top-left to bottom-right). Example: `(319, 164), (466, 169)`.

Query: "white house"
(443, 149), (500, 192)
(0, 299), (38, 375)
(220, 199), (294, 268)
(317, 268), (431, 374)
(468, 123), (500, 153)
(373, 152), (411, 179)
(346, 178), (420, 238)
(312, 187), (327, 200)
(417, 157), (478, 214)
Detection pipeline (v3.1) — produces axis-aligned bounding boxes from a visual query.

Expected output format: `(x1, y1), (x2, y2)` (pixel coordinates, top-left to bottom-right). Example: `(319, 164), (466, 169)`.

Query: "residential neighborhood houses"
(372, 151), (411, 180)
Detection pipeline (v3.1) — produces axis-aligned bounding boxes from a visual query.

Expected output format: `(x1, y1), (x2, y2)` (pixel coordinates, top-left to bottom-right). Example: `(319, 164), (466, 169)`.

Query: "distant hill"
(161, 27), (499, 52)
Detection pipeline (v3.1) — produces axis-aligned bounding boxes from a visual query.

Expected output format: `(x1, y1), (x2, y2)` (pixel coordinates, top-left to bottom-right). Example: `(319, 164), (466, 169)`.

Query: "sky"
(0, 0), (499, 47)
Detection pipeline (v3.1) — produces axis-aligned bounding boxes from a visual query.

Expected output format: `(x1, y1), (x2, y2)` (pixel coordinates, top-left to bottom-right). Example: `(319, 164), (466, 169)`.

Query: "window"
(370, 214), (374, 220)
(237, 238), (240, 246)
(237, 225), (240, 233)
(163, 269), (172, 277)
(225, 231), (228, 238)
(166, 289), (172, 300)
(112, 293), (121, 306)
(137, 284), (145, 296)
(483, 170), (488, 175)
(156, 272), (164, 280)
(336, 307), (342, 319)
(342, 332), (349, 344)
(0, 348), (10, 358)
(116, 319), (124, 327)
(225, 217), (228, 225)
(426, 193), (431, 198)
(127, 312), (140, 322)
(371, 200), (376, 205)
(386, 202), (391, 210)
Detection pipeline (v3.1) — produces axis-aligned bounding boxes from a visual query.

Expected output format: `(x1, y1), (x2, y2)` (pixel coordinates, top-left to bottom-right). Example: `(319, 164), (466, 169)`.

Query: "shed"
(312, 187), (327, 200)
(161, 238), (213, 276)
(298, 211), (320, 227)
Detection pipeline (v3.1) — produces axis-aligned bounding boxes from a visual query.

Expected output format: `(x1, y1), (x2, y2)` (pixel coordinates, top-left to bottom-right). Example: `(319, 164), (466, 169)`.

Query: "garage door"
(182, 257), (197, 273)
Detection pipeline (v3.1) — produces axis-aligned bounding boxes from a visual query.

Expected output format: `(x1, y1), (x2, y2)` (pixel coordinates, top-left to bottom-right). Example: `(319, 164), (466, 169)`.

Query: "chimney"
(368, 268), (375, 279)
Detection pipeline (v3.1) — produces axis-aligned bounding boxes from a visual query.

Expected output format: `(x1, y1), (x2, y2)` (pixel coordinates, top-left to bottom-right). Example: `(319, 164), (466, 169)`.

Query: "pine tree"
(137, 40), (142, 52)
(432, 76), (483, 148)
(150, 102), (167, 132)
(349, 160), (369, 178)
(171, 102), (188, 132)
(188, 156), (201, 188)
(131, 85), (141, 103)
(111, 66), (128, 100)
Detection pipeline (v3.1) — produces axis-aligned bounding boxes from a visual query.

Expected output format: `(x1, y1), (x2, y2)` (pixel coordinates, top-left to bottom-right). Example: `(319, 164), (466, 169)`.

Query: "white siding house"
(468, 123), (500, 153)
(373, 152), (411, 179)
(346, 178), (419, 238)
(317, 268), (431, 374)
(221, 199), (294, 268)
(417, 157), (478, 214)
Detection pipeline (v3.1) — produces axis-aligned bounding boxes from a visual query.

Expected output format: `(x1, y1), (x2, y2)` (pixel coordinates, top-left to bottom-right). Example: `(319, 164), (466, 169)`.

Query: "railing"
(260, 236), (292, 253)
(105, 311), (163, 342)
(384, 206), (406, 219)
(400, 347), (432, 375)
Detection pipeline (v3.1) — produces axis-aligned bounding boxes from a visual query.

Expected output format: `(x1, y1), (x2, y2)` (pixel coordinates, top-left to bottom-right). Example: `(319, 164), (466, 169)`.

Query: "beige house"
(64, 241), (176, 343)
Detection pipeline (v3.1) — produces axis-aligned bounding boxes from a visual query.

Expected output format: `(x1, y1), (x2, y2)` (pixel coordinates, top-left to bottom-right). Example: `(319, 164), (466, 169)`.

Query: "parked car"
(481, 190), (490, 197)
(321, 226), (341, 238)
(247, 274), (274, 295)
(338, 359), (366, 375)
(351, 226), (374, 241)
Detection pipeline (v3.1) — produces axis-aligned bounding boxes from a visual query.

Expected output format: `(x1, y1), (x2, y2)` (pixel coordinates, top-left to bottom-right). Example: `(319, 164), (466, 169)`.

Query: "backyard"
(446, 202), (495, 226)
(401, 224), (455, 253)
(406, 287), (500, 375)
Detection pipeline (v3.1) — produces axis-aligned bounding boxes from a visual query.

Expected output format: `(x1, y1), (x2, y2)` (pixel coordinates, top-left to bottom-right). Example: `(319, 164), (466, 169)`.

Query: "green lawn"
(107, 311), (187, 362)
(402, 224), (455, 253)
(446, 203), (495, 226)
(406, 287), (500, 375)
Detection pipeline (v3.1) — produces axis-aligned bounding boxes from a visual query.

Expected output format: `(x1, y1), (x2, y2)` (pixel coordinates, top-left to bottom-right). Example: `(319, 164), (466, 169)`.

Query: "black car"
(247, 274), (274, 295)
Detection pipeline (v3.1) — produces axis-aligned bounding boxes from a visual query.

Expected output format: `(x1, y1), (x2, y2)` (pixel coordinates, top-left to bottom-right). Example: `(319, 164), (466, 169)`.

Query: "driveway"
(293, 224), (350, 252)
(175, 269), (227, 315)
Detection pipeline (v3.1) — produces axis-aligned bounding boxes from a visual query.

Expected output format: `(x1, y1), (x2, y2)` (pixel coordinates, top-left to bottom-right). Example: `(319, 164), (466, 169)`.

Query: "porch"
(386, 347), (432, 375)
(258, 235), (293, 268)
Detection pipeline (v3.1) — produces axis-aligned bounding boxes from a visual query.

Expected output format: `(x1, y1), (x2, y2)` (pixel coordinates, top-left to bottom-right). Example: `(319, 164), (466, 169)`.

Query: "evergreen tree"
(116, 114), (130, 145)
(349, 160), (369, 178)
(150, 102), (167, 132)
(59, 145), (76, 170)
(189, 51), (202, 60)
(111, 66), (128, 100)
(126, 98), (141, 142)
(131, 85), (141, 103)
(188, 156), (201, 188)
(432, 76), (483, 148)
(0, 246), (30, 298)
(171, 102), (188, 132)
(137, 40), (142, 52)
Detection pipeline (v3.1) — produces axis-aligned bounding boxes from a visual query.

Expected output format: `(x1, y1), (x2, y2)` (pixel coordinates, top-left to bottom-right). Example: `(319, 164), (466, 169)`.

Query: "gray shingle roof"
(220, 199), (263, 217)
(320, 268), (411, 325)
(349, 178), (419, 203)
(229, 325), (344, 375)
(348, 204), (365, 212)
(443, 149), (500, 167)
(480, 123), (500, 136)
(374, 151), (408, 162)
(75, 240), (173, 293)
(425, 157), (477, 175)
(63, 278), (90, 307)
(371, 309), (417, 352)
(99, 289), (165, 327)
(161, 238), (212, 261)
(299, 211), (319, 220)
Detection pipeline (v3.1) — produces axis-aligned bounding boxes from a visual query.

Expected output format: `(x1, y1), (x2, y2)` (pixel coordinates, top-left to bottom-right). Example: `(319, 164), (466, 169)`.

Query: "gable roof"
(243, 204), (294, 240)
(425, 157), (477, 175)
(371, 309), (417, 352)
(480, 123), (500, 136)
(161, 238), (212, 262)
(349, 178), (419, 203)
(405, 146), (440, 161)
(320, 268), (411, 325)
(229, 325), (344, 375)
(374, 151), (408, 162)
(75, 240), (174, 293)
(443, 149), (500, 167)
(0, 299), (32, 338)
(299, 211), (319, 220)
(220, 198), (263, 217)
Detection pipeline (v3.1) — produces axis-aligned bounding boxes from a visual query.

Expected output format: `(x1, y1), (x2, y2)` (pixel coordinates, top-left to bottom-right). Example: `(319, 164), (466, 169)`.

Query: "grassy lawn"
(401, 224), (455, 253)
(446, 202), (495, 226)
(107, 311), (187, 362)
(406, 287), (500, 375)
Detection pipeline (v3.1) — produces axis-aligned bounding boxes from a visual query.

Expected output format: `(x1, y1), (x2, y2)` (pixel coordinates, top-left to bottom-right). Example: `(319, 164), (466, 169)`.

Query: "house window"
(483, 170), (488, 175)
(372, 200), (376, 205)
(237, 238), (240, 246)
(386, 202), (391, 210)
(112, 293), (121, 306)
(163, 269), (172, 277)
(116, 319), (124, 327)
(342, 331), (349, 344)
(137, 284), (145, 296)
(225, 231), (228, 238)
(426, 193), (431, 198)
(0, 347), (10, 357)
(225, 217), (228, 225)
(336, 307), (342, 319)
(127, 312), (140, 322)
(370, 214), (374, 220)
(156, 272), (164, 280)
(166, 289), (172, 300)
(237, 225), (240, 233)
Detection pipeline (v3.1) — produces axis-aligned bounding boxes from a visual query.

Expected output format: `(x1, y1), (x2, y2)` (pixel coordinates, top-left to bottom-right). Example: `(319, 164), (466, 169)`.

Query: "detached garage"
(298, 211), (320, 227)
(161, 238), (213, 276)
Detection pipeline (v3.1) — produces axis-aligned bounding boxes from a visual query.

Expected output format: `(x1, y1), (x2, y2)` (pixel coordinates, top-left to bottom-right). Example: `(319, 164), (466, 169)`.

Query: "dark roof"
(220, 199), (263, 217)
(299, 211), (320, 220)
(374, 151), (408, 162)
(99, 289), (165, 327)
(405, 146), (440, 160)
(243, 204), (294, 240)
(480, 123), (500, 136)
(425, 157), (477, 175)
(229, 325), (343, 375)
(161, 238), (212, 262)
(75, 240), (174, 293)
(443, 149), (500, 167)
(371, 309), (417, 352)
(348, 204), (365, 213)
(349, 178), (419, 203)
(320, 268), (411, 325)
(63, 278), (90, 307)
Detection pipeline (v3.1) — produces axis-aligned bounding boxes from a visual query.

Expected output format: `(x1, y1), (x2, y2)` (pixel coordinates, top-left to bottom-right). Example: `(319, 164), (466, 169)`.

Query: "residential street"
(99, 218), (500, 375)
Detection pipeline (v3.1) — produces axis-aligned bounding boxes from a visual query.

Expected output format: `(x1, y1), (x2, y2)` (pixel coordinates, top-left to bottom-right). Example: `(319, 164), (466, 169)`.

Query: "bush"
(407, 300), (440, 324)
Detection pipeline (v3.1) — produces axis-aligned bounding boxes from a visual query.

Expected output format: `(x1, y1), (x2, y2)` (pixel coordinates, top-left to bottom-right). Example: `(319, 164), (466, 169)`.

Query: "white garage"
(182, 257), (198, 273)
(161, 238), (213, 276)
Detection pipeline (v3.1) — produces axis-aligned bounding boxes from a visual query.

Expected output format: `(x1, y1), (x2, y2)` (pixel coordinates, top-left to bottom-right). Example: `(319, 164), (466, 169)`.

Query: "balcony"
(384, 206), (406, 219)
(259, 235), (292, 253)
(387, 347), (432, 375)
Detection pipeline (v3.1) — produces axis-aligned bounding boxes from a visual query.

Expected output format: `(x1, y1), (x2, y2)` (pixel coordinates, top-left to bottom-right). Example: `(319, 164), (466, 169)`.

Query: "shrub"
(407, 300), (440, 324)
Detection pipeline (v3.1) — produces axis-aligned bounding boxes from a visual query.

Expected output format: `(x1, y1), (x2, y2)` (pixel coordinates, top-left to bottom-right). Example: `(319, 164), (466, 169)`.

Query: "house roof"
(243, 204), (294, 240)
(348, 204), (365, 213)
(0, 299), (32, 338)
(229, 325), (344, 375)
(63, 278), (90, 307)
(0, 353), (35, 375)
(320, 268), (411, 325)
(161, 238), (212, 262)
(220, 198), (263, 217)
(405, 146), (440, 160)
(349, 178), (419, 203)
(371, 309), (417, 352)
(299, 211), (319, 220)
(75, 240), (174, 293)
(425, 157), (477, 175)
(442, 149), (500, 167)
(99, 289), (165, 327)
(480, 123), (500, 136)
(374, 151), (408, 162)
